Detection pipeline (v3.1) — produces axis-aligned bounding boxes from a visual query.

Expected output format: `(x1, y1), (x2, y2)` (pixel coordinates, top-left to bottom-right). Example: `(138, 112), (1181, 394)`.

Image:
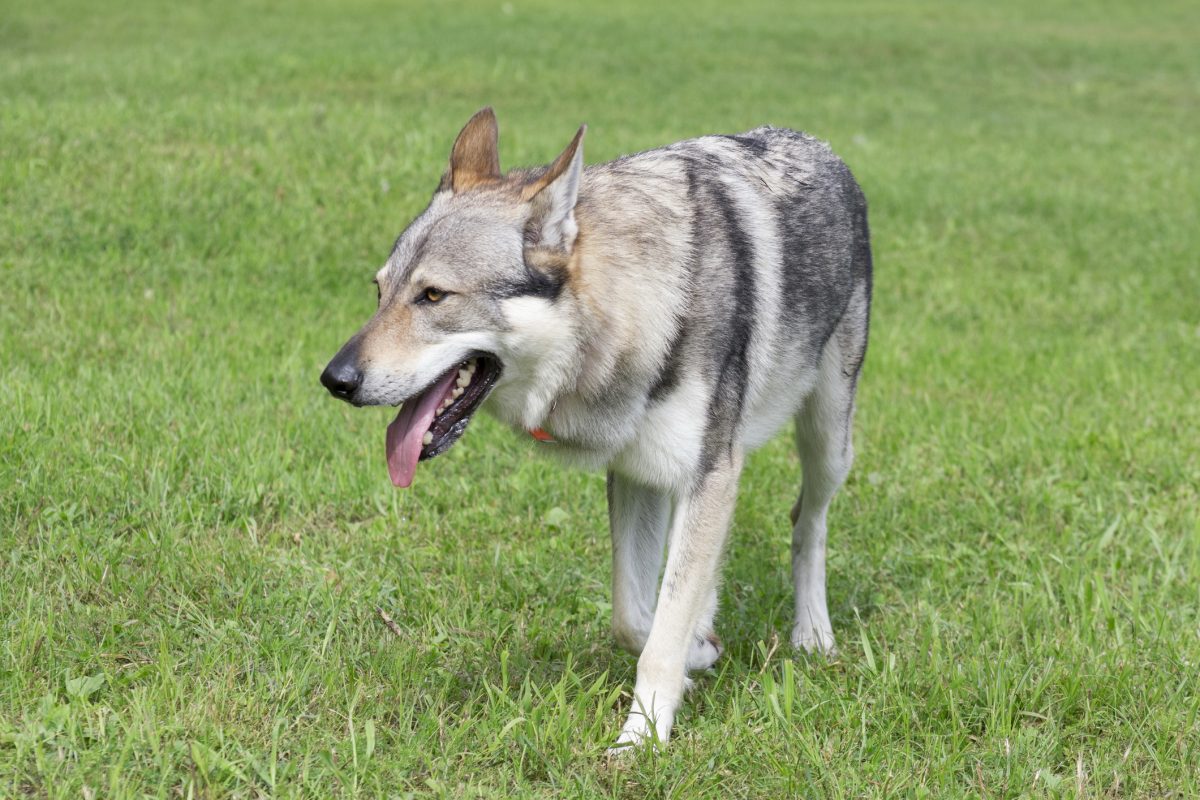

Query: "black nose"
(320, 358), (362, 401)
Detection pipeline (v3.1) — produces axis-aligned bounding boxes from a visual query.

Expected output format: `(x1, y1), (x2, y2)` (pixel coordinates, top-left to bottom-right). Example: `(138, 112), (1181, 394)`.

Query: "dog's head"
(320, 108), (586, 487)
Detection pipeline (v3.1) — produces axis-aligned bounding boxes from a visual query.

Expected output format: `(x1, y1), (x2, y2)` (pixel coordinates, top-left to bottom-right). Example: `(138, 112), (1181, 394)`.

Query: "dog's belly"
(513, 351), (824, 491)
(740, 361), (822, 450)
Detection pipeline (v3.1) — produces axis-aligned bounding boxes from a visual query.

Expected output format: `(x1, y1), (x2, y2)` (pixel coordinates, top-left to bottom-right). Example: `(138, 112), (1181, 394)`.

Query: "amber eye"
(421, 287), (446, 304)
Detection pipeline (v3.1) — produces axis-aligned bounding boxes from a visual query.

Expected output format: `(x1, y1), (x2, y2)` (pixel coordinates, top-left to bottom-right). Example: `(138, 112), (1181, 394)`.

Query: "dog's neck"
(515, 192), (681, 453)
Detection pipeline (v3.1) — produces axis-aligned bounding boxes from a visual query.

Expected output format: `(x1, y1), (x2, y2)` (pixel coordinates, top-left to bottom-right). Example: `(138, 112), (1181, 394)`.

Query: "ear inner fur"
(448, 107), (502, 192)
(521, 125), (587, 202)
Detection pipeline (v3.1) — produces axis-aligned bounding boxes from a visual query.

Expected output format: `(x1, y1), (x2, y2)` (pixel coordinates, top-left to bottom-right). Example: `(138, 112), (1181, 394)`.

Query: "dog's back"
(539, 126), (871, 474)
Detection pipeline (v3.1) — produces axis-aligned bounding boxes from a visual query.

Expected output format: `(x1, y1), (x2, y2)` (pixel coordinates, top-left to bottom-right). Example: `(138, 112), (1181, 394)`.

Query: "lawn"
(2, 0), (1199, 796)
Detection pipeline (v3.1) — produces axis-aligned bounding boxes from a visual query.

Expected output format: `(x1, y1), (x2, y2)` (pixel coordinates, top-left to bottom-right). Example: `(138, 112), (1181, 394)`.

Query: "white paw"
(606, 728), (652, 758)
(606, 695), (674, 756)
(606, 714), (665, 757)
(686, 631), (723, 671)
(790, 622), (837, 657)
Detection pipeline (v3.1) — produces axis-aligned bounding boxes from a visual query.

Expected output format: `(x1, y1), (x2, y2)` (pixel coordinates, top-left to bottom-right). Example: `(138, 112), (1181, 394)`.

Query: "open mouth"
(384, 354), (502, 487)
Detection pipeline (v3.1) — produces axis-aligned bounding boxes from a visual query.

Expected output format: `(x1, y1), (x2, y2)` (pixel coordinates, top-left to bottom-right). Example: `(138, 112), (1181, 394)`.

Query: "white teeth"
(422, 431), (433, 446)
(452, 387), (464, 398)
(467, 360), (476, 374)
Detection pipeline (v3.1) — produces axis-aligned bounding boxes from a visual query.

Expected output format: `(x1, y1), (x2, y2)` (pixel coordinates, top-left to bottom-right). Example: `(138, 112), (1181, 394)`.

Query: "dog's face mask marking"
(319, 107), (586, 486)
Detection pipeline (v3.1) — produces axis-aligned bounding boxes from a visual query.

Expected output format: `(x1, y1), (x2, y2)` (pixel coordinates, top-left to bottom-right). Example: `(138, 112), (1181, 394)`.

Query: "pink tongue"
(385, 368), (459, 488)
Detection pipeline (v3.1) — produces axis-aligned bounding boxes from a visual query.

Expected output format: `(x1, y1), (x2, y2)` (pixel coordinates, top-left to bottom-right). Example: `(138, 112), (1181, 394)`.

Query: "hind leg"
(790, 336), (860, 656)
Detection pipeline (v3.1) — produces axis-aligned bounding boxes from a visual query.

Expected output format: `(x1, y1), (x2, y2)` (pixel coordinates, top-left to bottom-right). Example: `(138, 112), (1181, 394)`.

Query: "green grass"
(2, 0), (1199, 795)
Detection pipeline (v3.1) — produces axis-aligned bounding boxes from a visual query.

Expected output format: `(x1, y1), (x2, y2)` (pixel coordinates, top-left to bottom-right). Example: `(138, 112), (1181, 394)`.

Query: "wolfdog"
(320, 108), (872, 749)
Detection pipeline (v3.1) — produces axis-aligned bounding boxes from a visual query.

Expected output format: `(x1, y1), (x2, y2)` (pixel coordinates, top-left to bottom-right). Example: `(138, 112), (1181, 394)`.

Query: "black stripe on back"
(716, 133), (769, 157)
(697, 177), (757, 477)
(648, 320), (688, 403)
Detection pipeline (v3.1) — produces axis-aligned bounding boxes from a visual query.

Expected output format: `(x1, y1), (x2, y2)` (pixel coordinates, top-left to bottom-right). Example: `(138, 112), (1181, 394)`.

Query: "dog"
(320, 108), (872, 750)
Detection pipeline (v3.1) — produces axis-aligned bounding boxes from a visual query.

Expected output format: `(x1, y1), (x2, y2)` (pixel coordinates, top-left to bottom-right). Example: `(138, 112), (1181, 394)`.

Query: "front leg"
(612, 451), (743, 750)
(609, 471), (727, 671)
(608, 471), (671, 655)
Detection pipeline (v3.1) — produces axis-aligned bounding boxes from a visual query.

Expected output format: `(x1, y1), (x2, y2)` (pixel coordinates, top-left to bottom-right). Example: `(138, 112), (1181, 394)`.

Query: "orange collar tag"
(529, 427), (555, 443)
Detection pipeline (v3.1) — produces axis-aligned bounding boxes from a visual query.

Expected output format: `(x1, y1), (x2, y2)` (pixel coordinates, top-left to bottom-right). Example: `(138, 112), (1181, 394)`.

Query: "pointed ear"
(443, 107), (501, 193)
(522, 125), (586, 251)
